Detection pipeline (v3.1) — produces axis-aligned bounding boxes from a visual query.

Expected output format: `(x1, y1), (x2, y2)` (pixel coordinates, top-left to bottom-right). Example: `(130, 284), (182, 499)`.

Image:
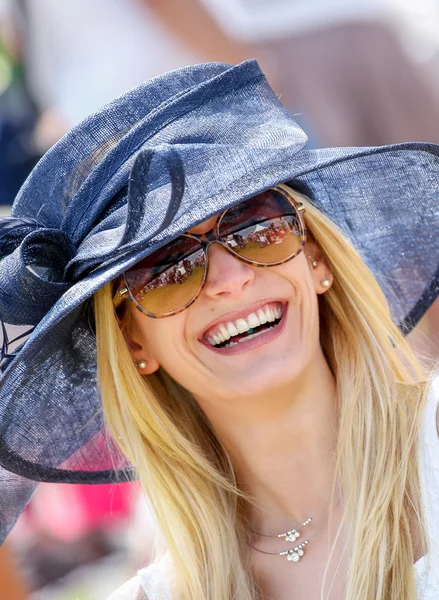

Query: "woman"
(0, 60), (438, 599)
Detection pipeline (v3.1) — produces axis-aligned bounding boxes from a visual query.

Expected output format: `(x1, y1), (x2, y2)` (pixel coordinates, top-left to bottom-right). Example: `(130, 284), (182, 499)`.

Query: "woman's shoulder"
(106, 575), (149, 600)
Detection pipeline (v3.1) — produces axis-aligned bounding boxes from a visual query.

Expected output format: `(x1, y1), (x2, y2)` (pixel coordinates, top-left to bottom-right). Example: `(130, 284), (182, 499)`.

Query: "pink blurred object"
(28, 481), (136, 542)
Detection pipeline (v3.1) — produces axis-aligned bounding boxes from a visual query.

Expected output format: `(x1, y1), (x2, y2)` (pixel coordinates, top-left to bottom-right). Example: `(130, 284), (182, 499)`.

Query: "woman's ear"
(305, 240), (334, 295)
(118, 311), (160, 375)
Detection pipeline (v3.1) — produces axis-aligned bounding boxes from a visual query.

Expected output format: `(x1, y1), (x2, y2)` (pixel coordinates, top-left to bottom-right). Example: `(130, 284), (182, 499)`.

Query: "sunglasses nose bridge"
(198, 229), (230, 258)
(203, 237), (233, 258)
(198, 228), (221, 244)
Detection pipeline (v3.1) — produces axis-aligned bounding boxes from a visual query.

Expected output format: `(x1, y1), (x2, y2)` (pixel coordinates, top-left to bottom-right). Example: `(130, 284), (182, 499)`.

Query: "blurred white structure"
(8, 0), (202, 129)
(200, 0), (439, 50)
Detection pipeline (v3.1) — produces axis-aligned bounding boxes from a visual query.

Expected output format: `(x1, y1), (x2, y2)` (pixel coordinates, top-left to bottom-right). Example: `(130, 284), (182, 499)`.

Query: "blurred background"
(0, 0), (439, 598)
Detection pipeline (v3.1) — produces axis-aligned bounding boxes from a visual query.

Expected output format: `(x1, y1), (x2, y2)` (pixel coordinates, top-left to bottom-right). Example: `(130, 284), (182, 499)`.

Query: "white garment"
(415, 375), (439, 599)
(108, 376), (439, 599)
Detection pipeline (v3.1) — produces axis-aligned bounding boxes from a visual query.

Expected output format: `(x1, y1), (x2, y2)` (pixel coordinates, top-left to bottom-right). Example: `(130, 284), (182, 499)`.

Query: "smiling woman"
(0, 60), (439, 600)
(97, 177), (436, 600)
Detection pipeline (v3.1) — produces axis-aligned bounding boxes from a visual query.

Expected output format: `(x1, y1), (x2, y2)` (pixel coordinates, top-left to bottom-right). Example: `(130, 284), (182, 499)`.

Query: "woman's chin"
(214, 358), (309, 400)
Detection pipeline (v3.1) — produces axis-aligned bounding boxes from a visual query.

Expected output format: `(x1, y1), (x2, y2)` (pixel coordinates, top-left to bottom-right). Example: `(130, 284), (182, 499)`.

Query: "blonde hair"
(94, 190), (433, 600)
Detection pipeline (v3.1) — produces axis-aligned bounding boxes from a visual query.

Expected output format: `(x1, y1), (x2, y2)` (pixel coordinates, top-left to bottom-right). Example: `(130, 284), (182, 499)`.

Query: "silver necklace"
(249, 517), (313, 563)
(249, 492), (339, 564)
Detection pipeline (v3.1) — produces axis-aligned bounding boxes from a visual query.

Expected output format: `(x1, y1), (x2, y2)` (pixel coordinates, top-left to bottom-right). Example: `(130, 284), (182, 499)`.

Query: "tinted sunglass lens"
(219, 189), (304, 264)
(125, 238), (205, 316)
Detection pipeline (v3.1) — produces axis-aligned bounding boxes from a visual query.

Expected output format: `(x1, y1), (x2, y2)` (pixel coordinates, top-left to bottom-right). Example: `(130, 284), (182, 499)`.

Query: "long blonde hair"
(94, 190), (433, 599)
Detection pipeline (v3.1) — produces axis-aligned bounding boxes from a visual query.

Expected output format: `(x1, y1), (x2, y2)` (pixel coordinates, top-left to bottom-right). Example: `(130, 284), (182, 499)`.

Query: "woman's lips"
(200, 302), (288, 356)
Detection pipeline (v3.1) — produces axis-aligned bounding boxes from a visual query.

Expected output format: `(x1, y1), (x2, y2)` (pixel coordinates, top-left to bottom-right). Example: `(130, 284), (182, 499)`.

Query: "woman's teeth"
(205, 303), (283, 347)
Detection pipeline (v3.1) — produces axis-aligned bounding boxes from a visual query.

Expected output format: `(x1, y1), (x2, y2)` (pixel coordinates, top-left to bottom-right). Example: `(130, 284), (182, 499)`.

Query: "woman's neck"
(201, 350), (339, 532)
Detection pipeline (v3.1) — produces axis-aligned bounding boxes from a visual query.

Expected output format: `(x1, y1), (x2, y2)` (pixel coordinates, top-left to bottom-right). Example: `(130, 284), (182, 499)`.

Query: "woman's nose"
(203, 242), (255, 299)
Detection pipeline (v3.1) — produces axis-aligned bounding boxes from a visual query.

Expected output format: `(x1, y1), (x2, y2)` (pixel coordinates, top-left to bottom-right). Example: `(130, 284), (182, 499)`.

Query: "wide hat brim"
(0, 60), (438, 543)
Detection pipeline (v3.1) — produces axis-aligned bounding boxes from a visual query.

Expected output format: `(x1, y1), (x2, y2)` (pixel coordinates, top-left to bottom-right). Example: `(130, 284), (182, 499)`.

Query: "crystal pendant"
(283, 541), (308, 564)
(287, 552), (300, 562)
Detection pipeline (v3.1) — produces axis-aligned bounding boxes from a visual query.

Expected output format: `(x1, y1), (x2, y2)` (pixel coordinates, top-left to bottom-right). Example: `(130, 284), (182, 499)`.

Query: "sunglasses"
(113, 184), (307, 318)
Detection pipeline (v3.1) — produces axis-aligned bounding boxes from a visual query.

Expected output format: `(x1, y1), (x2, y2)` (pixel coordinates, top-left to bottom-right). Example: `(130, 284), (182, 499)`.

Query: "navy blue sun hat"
(0, 59), (438, 543)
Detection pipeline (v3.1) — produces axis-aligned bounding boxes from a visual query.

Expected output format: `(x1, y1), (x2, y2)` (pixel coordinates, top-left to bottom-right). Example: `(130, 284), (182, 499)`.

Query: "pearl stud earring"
(321, 274), (333, 288)
(308, 256), (318, 269)
(135, 360), (147, 369)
